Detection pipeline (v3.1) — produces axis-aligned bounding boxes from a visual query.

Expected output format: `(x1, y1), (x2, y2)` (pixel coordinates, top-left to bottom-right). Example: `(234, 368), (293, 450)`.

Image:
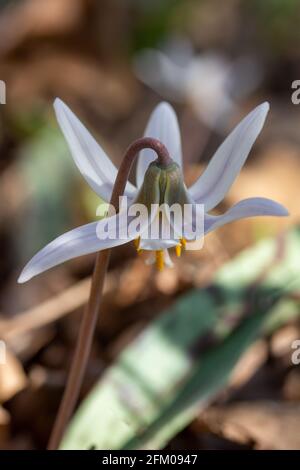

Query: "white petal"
(134, 49), (186, 102)
(189, 103), (270, 211)
(163, 249), (174, 267)
(185, 54), (234, 129)
(18, 222), (102, 283)
(140, 239), (177, 250)
(54, 99), (136, 201)
(18, 208), (149, 283)
(204, 197), (289, 235)
(164, 199), (204, 242)
(136, 102), (182, 187)
(139, 203), (179, 250)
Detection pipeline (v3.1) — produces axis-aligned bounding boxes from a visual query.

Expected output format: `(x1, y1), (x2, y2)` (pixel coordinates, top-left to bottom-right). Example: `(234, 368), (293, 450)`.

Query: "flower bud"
(136, 160), (191, 208)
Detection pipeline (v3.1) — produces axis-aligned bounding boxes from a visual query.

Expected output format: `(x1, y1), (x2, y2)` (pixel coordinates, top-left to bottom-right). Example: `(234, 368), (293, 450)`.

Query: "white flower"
(134, 37), (262, 130)
(18, 99), (288, 283)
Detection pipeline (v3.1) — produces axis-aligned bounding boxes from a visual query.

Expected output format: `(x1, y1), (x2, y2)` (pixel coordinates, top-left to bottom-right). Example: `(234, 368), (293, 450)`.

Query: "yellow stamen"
(180, 237), (187, 248)
(133, 237), (142, 254)
(155, 250), (164, 271)
(175, 244), (181, 257)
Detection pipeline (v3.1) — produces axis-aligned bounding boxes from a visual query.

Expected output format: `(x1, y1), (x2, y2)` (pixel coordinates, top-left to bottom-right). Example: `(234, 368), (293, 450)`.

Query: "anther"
(180, 238), (187, 248)
(155, 250), (164, 271)
(133, 237), (141, 253)
(175, 244), (181, 257)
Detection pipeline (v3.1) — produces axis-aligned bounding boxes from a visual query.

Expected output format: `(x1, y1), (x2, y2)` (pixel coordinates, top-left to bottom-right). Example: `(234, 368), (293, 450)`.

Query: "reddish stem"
(47, 137), (171, 450)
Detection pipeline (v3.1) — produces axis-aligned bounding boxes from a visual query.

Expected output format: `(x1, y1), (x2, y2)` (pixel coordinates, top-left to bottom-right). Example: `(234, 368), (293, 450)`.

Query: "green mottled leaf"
(61, 226), (300, 450)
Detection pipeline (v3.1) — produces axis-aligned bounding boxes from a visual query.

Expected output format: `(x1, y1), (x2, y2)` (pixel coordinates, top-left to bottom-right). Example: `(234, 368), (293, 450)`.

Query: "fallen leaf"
(200, 401), (300, 450)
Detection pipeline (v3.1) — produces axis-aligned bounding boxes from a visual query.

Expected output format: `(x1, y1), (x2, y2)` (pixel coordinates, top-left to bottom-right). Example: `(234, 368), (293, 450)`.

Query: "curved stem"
(47, 137), (171, 450)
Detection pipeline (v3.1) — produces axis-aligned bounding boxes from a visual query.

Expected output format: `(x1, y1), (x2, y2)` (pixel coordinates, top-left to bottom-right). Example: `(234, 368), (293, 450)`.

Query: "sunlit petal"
(136, 102), (183, 186)
(18, 207), (151, 283)
(189, 103), (269, 210)
(54, 99), (136, 201)
(204, 197), (289, 235)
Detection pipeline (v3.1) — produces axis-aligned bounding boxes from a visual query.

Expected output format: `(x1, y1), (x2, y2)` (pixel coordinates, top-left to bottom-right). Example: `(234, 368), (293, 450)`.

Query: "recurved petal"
(136, 102), (182, 187)
(54, 99), (137, 201)
(189, 103), (270, 211)
(18, 208), (150, 283)
(204, 197), (289, 235)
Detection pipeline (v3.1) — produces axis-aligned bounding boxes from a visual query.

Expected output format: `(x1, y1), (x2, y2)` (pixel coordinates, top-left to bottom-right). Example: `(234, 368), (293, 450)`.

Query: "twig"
(47, 137), (171, 450)
(0, 278), (91, 341)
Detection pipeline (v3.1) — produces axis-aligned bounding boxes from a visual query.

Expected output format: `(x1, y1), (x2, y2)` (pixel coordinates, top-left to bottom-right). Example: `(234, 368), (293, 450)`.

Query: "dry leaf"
(200, 401), (300, 450)
(230, 340), (268, 389)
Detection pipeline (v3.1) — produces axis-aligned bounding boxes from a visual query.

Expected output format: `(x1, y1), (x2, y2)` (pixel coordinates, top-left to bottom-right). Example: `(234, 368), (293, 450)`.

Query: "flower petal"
(163, 249), (174, 267)
(140, 239), (177, 250)
(54, 99), (137, 201)
(164, 198), (205, 242)
(136, 102), (182, 187)
(134, 49), (186, 102)
(18, 207), (150, 283)
(189, 103), (270, 211)
(204, 197), (289, 235)
(139, 203), (179, 250)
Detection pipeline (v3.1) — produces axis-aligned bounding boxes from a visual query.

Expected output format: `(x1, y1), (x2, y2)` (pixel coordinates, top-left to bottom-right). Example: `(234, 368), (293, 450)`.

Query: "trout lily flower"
(18, 99), (288, 283)
(134, 37), (262, 131)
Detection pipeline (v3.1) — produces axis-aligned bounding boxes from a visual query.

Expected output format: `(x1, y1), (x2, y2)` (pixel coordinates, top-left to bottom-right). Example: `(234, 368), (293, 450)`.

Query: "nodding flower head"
(18, 99), (288, 283)
(136, 160), (189, 207)
(132, 160), (195, 269)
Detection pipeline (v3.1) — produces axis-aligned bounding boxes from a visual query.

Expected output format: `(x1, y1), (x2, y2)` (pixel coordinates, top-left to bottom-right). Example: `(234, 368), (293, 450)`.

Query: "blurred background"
(0, 0), (300, 450)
